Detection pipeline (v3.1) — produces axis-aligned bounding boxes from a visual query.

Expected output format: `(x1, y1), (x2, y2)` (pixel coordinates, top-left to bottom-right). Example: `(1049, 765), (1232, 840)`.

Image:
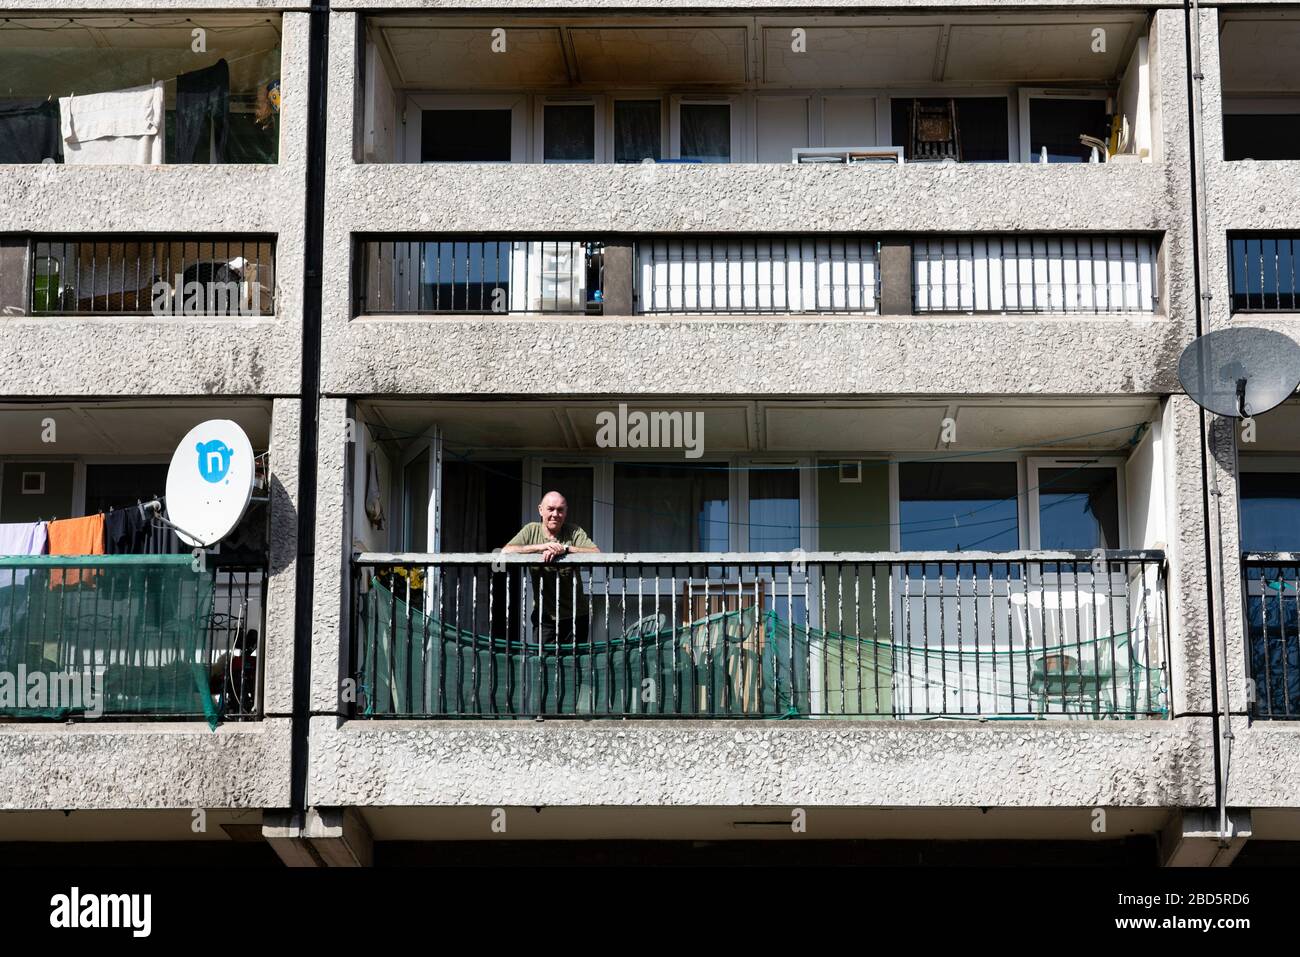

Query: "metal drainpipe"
(1183, 0), (1234, 847)
(291, 0), (330, 816)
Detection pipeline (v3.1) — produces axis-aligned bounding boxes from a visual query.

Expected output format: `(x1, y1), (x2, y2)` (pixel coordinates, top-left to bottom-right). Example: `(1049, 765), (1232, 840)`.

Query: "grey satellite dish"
(1177, 327), (1300, 418)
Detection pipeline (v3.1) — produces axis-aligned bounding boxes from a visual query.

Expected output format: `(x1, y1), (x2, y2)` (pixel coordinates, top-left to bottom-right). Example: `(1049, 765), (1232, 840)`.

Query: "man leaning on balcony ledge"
(503, 491), (601, 646)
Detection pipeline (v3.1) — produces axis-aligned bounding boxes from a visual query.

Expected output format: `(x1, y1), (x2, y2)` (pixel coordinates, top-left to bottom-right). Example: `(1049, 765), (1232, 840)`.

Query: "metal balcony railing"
(351, 550), (1169, 720)
(27, 235), (275, 317)
(1242, 554), (1300, 719)
(634, 236), (880, 315)
(913, 234), (1158, 314)
(1230, 235), (1300, 313)
(356, 237), (605, 315)
(0, 555), (264, 722)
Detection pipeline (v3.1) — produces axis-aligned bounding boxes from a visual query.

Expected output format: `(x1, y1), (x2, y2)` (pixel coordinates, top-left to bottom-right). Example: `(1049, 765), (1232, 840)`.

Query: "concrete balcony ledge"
(1208, 160), (1300, 231)
(0, 315), (299, 395)
(1226, 721), (1300, 808)
(329, 161), (1172, 235)
(321, 313), (1190, 395)
(0, 163), (302, 234)
(0, 718), (292, 810)
(308, 716), (1214, 809)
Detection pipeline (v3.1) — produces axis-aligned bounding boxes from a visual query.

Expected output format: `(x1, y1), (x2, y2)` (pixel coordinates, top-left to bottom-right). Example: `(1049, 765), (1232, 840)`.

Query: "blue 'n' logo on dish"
(196, 440), (234, 484)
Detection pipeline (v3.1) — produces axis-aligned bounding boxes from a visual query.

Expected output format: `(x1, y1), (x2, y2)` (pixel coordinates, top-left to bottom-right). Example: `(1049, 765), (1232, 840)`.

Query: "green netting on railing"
(357, 578), (1165, 718)
(0, 556), (218, 727)
(357, 577), (797, 716)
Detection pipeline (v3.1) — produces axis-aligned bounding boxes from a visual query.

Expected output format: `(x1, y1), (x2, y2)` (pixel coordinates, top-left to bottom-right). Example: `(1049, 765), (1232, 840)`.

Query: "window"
(1224, 111), (1300, 161)
(678, 102), (732, 163)
(899, 462), (1019, 552)
(747, 467), (800, 551)
(540, 102), (598, 163)
(1230, 235), (1300, 313)
(1019, 91), (1110, 163)
(613, 100), (661, 163)
(1240, 472), (1300, 552)
(890, 97), (1009, 163)
(540, 465), (594, 536)
(613, 463), (729, 552)
(1030, 462), (1121, 550)
(421, 109), (513, 162)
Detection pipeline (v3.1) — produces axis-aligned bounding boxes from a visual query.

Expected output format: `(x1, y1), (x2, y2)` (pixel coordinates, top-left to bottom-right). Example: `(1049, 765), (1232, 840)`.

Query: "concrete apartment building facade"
(0, 0), (1297, 866)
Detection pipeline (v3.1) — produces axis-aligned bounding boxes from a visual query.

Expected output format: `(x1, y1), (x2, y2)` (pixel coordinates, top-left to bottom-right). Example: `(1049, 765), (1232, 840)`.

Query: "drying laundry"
(59, 81), (165, 165)
(46, 514), (105, 587)
(103, 506), (150, 556)
(174, 59), (230, 163)
(0, 99), (63, 163)
(0, 521), (49, 588)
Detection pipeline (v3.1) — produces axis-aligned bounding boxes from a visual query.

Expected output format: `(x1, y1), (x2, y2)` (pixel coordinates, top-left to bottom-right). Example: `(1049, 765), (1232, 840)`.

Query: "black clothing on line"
(174, 58), (230, 163)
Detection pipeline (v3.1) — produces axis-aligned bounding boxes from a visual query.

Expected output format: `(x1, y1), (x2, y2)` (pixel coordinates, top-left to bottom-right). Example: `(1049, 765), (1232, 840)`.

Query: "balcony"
(354, 233), (1159, 318)
(0, 13), (282, 167)
(359, 12), (1154, 168)
(0, 555), (264, 725)
(1242, 555), (1300, 720)
(350, 550), (1168, 720)
(3, 235), (277, 319)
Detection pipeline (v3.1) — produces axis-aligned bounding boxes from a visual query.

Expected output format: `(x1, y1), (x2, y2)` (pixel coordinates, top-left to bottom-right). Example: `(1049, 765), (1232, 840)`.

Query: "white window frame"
(1026, 456), (1128, 551)
(403, 93), (528, 164)
(889, 455), (1028, 553)
(533, 95), (606, 164)
(670, 94), (746, 163)
(1017, 87), (1111, 163)
(605, 94), (668, 164)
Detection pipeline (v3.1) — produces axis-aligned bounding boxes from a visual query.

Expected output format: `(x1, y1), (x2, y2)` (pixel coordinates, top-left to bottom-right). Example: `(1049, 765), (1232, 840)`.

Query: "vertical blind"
(636, 237), (880, 314)
(913, 235), (1158, 314)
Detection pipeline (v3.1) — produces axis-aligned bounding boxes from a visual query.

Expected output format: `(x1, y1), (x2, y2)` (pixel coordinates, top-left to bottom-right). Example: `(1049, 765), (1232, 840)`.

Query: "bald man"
(503, 491), (600, 645)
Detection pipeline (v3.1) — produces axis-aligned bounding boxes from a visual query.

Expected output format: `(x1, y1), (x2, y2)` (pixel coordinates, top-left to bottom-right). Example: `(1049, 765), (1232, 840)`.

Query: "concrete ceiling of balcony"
(1219, 13), (1300, 95)
(369, 13), (1148, 91)
(360, 398), (1159, 456)
(0, 400), (272, 456)
(0, 15), (282, 97)
(1241, 399), (1300, 453)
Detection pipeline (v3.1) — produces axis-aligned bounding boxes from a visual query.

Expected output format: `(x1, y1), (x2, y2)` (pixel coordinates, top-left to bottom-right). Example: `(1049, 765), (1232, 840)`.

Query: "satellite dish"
(1177, 327), (1300, 418)
(165, 419), (255, 547)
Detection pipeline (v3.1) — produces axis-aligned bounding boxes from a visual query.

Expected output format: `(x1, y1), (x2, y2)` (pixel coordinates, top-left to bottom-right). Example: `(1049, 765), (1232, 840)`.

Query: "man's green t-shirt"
(506, 523), (595, 619)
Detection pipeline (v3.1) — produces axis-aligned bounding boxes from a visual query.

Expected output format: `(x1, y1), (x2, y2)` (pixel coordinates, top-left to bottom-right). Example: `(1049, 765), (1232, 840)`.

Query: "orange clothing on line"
(46, 514), (105, 587)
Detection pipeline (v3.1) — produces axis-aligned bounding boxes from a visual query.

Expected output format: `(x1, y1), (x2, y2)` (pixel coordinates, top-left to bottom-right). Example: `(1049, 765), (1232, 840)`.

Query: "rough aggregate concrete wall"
(308, 717), (1216, 809)
(0, 720), (292, 809)
(263, 398), (301, 716)
(0, 12), (311, 396)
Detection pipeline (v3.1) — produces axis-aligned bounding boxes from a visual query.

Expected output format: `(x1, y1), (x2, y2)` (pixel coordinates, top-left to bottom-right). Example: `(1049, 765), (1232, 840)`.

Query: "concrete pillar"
(263, 807), (373, 867)
(1159, 808), (1251, 866)
(601, 241), (634, 316)
(0, 239), (29, 317)
(877, 237), (913, 316)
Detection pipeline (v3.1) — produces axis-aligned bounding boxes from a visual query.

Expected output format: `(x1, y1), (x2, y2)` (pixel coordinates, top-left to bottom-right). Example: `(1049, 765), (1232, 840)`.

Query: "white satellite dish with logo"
(165, 419), (255, 547)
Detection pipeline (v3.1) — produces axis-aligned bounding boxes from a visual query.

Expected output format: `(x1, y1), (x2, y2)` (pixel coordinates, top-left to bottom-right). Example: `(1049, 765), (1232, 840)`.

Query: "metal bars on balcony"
(912, 234), (1158, 314)
(634, 236), (880, 315)
(1230, 235), (1300, 313)
(351, 550), (1169, 720)
(1242, 554), (1300, 719)
(0, 555), (265, 722)
(356, 237), (605, 315)
(27, 235), (275, 317)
